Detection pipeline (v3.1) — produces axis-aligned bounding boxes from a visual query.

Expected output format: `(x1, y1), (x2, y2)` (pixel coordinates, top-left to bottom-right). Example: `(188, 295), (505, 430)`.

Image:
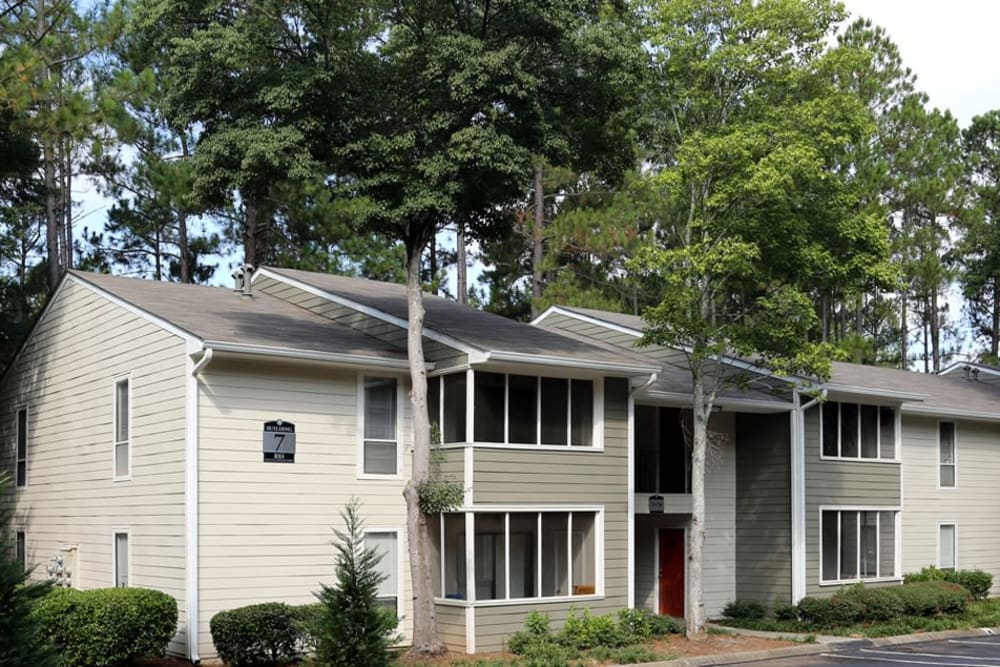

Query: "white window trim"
(818, 402), (901, 464)
(364, 527), (404, 619)
(111, 528), (132, 588)
(938, 421), (957, 490)
(937, 521), (958, 570)
(463, 372), (604, 451)
(434, 505), (605, 607)
(14, 404), (28, 489)
(356, 374), (404, 480)
(112, 374), (132, 482)
(818, 505), (902, 586)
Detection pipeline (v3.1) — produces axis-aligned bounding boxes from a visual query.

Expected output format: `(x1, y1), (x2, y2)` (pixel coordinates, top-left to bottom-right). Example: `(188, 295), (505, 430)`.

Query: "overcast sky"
(840, 0), (1000, 128)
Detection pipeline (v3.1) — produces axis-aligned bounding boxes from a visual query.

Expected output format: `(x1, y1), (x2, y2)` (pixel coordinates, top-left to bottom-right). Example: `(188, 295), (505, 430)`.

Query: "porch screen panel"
(474, 372), (505, 443)
(508, 375), (538, 444)
(840, 512), (858, 578)
(879, 511), (896, 577)
(541, 512), (569, 596)
(571, 513), (596, 594)
(860, 511), (878, 577)
(442, 373), (467, 443)
(570, 380), (593, 446)
(840, 404), (859, 457)
(442, 513), (466, 599)
(475, 514), (505, 600)
(540, 378), (568, 445)
(861, 406), (878, 458)
(428, 376), (440, 432)
(879, 407), (896, 459)
(822, 403), (839, 456)
(822, 511), (838, 581)
(509, 513), (538, 598)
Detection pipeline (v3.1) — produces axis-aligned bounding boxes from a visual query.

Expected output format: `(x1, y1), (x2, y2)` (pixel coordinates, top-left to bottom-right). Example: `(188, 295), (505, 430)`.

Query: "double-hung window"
(114, 377), (130, 479)
(939, 422), (956, 488)
(362, 377), (398, 475)
(114, 531), (129, 587)
(821, 508), (898, 583)
(365, 532), (399, 615)
(820, 402), (896, 460)
(939, 523), (957, 570)
(435, 510), (601, 602)
(15, 407), (26, 487)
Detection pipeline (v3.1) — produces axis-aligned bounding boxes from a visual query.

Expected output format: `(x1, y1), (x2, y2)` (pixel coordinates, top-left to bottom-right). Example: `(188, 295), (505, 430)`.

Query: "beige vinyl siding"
(803, 406), (902, 596)
(735, 412), (792, 606)
(196, 359), (412, 659)
(0, 279), (188, 656)
(434, 604), (467, 651)
(255, 274), (464, 364)
(464, 377), (629, 651)
(633, 414), (735, 618)
(901, 415), (1000, 593)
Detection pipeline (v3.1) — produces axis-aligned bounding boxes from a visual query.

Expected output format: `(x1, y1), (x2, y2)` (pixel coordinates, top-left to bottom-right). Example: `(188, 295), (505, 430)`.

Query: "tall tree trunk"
(39, 0), (59, 293)
(821, 294), (829, 342)
(62, 135), (73, 270)
(178, 137), (191, 283)
(687, 359), (708, 638)
(922, 297), (930, 374)
(931, 288), (940, 372)
(244, 195), (258, 267)
(154, 226), (162, 281)
(900, 293), (908, 369)
(456, 221), (467, 305)
(992, 283), (999, 360)
(853, 297), (863, 363)
(401, 242), (444, 656)
(531, 164), (544, 318)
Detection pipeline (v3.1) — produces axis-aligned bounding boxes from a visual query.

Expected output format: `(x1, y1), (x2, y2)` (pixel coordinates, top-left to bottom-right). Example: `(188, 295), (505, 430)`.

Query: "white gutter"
(629, 372), (659, 397)
(201, 340), (417, 370)
(185, 346), (212, 663)
(790, 389), (824, 604)
(483, 350), (660, 375)
(825, 383), (927, 402)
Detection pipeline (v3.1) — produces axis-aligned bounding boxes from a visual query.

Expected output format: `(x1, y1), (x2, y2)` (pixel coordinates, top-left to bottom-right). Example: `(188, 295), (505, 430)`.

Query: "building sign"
(648, 495), (664, 513)
(263, 420), (296, 463)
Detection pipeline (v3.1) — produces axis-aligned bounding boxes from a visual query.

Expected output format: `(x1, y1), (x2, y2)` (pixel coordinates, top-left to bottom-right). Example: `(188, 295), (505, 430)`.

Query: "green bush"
(211, 602), (306, 667)
(647, 613), (684, 636)
(722, 599), (767, 620)
(904, 566), (994, 601)
(615, 608), (653, 644)
(796, 595), (862, 628)
(557, 608), (625, 650)
(835, 585), (904, 622)
(894, 581), (970, 616)
(291, 602), (325, 653)
(507, 611), (552, 655)
(774, 604), (799, 622)
(516, 640), (572, 667)
(33, 587), (177, 667)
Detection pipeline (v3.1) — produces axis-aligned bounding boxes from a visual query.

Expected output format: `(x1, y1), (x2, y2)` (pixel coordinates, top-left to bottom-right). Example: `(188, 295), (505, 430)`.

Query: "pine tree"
(0, 475), (57, 667)
(314, 498), (398, 667)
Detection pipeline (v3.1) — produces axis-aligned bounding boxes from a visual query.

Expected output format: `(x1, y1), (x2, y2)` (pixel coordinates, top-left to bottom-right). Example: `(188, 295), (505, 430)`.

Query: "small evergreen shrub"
(33, 587), (177, 667)
(517, 640), (572, 667)
(557, 608), (625, 650)
(774, 604), (799, 622)
(894, 581), (969, 616)
(292, 602), (325, 653)
(210, 602), (302, 667)
(314, 498), (399, 667)
(507, 611), (551, 655)
(835, 585), (904, 622)
(722, 599), (767, 620)
(796, 595), (862, 628)
(904, 566), (993, 600)
(616, 608), (653, 644)
(647, 613), (684, 636)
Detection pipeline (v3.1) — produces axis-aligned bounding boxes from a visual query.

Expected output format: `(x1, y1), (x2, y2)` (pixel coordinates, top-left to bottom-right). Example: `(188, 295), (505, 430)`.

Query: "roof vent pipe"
(972, 367), (980, 381)
(241, 264), (255, 298)
(231, 268), (245, 293)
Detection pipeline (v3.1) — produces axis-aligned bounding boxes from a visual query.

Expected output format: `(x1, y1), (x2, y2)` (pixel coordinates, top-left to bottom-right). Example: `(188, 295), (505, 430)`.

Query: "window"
(362, 377), (398, 475)
(939, 524), (957, 570)
(939, 422), (956, 488)
(439, 510), (600, 602)
(429, 372), (597, 447)
(114, 532), (129, 587)
(820, 403), (896, 461)
(366, 532), (399, 615)
(114, 378), (130, 478)
(821, 509), (898, 583)
(15, 531), (25, 570)
(15, 407), (26, 487)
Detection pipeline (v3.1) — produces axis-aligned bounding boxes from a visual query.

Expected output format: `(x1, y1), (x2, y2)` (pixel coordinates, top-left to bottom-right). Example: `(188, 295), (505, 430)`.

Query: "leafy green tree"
(0, 475), (57, 667)
(314, 498), (398, 667)
(634, 0), (890, 635)
(960, 110), (1000, 361)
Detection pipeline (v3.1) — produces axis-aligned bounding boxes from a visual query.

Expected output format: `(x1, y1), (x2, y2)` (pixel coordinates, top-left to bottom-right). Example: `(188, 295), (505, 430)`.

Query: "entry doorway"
(658, 528), (685, 617)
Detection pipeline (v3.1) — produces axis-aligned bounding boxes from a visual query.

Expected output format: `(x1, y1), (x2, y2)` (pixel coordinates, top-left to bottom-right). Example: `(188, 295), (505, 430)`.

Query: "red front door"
(658, 529), (685, 617)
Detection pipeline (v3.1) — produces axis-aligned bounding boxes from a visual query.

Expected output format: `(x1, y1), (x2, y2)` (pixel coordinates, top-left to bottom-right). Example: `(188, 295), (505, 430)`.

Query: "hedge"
(905, 566), (994, 600)
(32, 587), (178, 667)
(210, 602), (323, 667)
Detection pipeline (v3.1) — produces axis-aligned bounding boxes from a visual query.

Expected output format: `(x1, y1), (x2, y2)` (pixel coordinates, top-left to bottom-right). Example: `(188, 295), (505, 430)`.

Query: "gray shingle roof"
(830, 362), (1000, 415)
(71, 271), (407, 361)
(261, 267), (658, 370)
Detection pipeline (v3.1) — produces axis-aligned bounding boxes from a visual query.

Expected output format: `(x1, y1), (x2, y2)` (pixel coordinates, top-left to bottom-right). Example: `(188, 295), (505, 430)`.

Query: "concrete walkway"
(619, 625), (1000, 666)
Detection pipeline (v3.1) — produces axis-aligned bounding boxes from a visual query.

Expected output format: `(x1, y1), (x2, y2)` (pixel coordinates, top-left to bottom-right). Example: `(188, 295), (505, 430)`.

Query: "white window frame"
(112, 528), (131, 588)
(14, 405), (27, 488)
(818, 505), (902, 586)
(435, 371), (604, 451)
(435, 505), (605, 607)
(938, 421), (957, 489)
(938, 521), (958, 571)
(364, 527), (403, 618)
(357, 374), (404, 480)
(112, 374), (132, 482)
(818, 402), (900, 463)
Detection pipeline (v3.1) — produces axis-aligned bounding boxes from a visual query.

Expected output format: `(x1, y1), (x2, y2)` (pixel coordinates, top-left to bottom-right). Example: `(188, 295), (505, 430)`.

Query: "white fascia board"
(200, 340), (418, 370)
(68, 273), (200, 345)
(825, 383), (927, 403)
(482, 350), (660, 375)
(255, 267), (482, 358)
(641, 389), (793, 413)
(902, 403), (1000, 422)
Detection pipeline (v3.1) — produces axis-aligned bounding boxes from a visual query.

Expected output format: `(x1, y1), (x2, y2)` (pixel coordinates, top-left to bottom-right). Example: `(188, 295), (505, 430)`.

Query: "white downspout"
(791, 388), (824, 604)
(186, 347), (212, 663)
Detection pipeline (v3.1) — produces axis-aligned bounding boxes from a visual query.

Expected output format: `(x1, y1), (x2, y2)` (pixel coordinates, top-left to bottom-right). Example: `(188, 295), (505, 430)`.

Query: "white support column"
(790, 389), (807, 603)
